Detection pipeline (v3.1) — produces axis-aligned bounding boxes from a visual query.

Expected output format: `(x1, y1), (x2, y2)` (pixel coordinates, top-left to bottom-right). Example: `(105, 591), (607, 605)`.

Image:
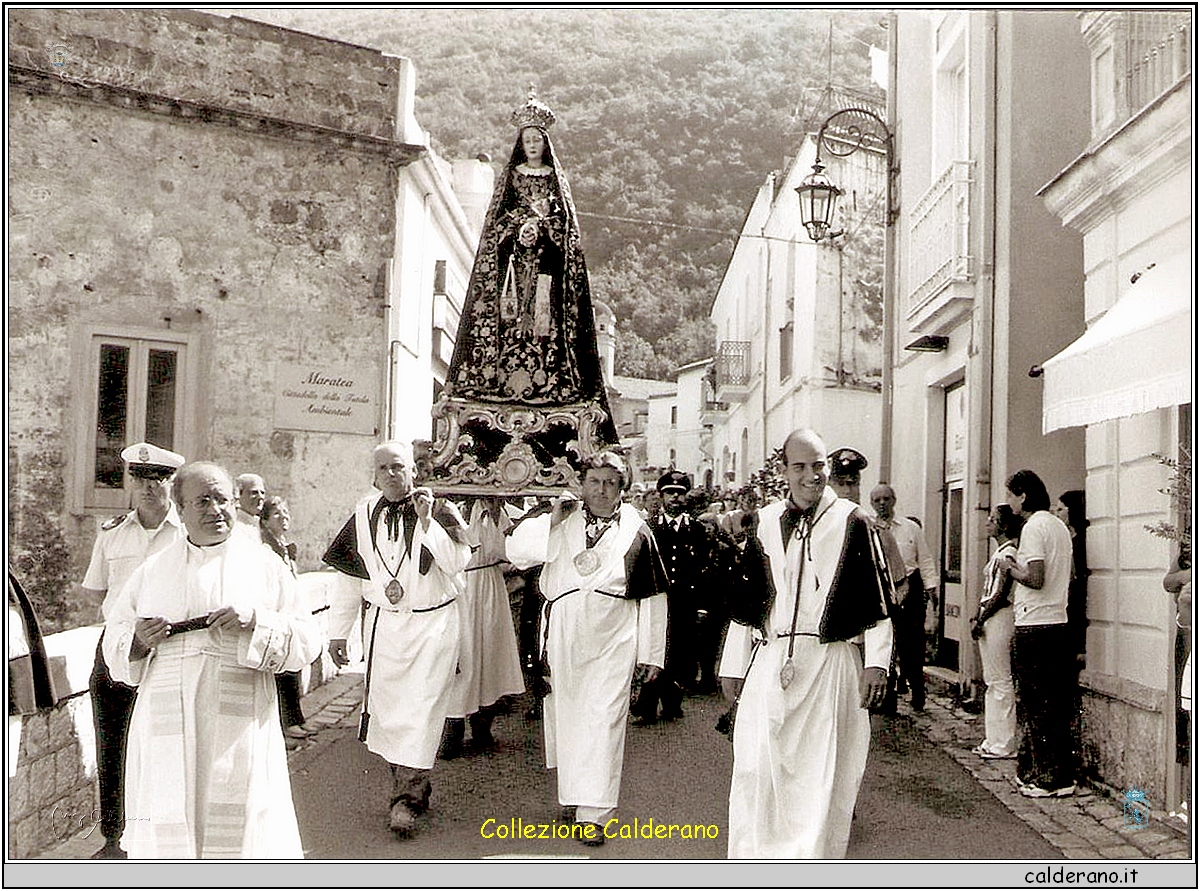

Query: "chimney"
(452, 154), (495, 235)
(592, 300), (616, 385)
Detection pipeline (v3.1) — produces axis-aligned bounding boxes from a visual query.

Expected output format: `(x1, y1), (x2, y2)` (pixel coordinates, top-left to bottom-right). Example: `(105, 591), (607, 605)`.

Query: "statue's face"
(521, 128), (546, 164)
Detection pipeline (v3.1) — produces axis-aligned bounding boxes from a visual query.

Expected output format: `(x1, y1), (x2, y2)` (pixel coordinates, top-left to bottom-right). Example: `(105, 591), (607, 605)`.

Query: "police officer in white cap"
(81, 441), (185, 858)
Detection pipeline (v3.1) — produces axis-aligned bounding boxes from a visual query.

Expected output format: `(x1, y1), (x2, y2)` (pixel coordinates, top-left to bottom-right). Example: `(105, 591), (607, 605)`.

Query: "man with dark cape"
(506, 452), (667, 845)
(322, 441), (471, 837)
(719, 429), (893, 858)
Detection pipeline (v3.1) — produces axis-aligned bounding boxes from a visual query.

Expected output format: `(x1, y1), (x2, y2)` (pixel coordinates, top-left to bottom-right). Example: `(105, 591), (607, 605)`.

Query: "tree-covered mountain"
(222, 8), (885, 378)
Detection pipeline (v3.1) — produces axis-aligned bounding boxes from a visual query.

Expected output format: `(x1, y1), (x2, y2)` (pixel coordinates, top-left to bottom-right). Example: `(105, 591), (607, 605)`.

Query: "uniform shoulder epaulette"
(101, 514), (127, 531)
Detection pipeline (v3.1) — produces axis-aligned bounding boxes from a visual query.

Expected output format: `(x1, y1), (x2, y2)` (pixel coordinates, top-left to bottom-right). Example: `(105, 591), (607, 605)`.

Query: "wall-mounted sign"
(274, 364), (378, 435)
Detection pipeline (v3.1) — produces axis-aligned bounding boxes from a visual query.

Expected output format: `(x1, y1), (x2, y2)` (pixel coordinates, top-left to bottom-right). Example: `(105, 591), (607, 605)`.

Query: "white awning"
(1041, 253), (1193, 434)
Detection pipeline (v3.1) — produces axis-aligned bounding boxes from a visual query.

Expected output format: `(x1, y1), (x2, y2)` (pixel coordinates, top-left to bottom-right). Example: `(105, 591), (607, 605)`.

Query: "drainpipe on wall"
(881, 11), (899, 481)
(960, 10), (1000, 692)
(761, 214), (772, 473)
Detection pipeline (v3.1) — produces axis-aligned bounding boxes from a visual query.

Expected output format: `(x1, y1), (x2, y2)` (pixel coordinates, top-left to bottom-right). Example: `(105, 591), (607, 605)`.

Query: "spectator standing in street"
(1054, 490), (1089, 661)
(1002, 469), (1077, 798)
(506, 451), (668, 845)
(870, 484), (938, 712)
(82, 441), (186, 859)
(260, 495), (319, 748)
(720, 429), (892, 858)
(233, 472), (266, 542)
(970, 504), (1024, 759)
(322, 441), (471, 837)
(103, 461), (322, 858)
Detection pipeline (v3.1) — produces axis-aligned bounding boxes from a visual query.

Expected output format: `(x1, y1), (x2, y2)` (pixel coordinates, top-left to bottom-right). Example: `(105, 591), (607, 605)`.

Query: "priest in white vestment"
(506, 451), (668, 846)
(103, 462), (323, 859)
(322, 441), (471, 837)
(719, 430), (894, 859)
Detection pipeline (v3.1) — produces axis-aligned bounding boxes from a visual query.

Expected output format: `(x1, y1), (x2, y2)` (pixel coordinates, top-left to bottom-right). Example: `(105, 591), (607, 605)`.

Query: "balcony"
(700, 399), (729, 427)
(1086, 11), (1192, 140)
(714, 340), (753, 402)
(905, 159), (974, 335)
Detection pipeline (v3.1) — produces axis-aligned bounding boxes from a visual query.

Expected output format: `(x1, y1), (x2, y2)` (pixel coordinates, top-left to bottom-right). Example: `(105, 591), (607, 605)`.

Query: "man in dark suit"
(633, 470), (714, 723)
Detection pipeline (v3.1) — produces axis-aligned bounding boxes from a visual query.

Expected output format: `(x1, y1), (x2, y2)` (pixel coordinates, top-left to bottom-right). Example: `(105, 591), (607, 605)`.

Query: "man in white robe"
(506, 451), (668, 846)
(719, 429), (893, 858)
(322, 441), (471, 837)
(103, 462), (323, 859)
(441, 497), (525, 757)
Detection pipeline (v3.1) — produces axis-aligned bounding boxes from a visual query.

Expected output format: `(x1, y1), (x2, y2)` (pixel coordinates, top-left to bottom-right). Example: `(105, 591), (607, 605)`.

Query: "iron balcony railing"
(715, 341), (752, 388)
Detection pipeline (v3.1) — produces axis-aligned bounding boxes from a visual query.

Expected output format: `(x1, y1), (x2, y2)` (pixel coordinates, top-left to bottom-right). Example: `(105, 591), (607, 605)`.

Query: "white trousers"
(978, 606), (1016, 756)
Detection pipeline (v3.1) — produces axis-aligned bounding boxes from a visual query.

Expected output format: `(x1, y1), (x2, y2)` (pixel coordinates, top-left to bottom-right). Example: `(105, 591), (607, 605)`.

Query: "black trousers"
(1013, 623), (1076, 790)
(693, 610), (726, 693)
(275, 671), (306, 728)
(894, 579), (927, 709)
(88, 637), (137, 843)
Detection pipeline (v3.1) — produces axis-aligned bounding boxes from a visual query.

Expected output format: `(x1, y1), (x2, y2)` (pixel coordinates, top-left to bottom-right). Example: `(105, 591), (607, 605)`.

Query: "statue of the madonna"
(445, 89), (617, 445)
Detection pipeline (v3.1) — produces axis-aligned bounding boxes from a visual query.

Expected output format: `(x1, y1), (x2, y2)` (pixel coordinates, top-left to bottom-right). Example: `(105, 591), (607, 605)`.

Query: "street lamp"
(795, 105), (894, 242)
(794, 102), (897, 480)
(795, 161), (843, 243)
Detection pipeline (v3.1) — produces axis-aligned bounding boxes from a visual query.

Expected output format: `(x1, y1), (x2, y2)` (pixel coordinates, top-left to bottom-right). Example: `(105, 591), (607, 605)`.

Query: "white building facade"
(1039, 10), (1192, 813)
(709, 117), (885, 493)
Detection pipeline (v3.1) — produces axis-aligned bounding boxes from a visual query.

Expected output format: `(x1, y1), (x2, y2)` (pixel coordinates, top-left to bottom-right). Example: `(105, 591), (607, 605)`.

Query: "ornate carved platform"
(415, 398), (611, 497)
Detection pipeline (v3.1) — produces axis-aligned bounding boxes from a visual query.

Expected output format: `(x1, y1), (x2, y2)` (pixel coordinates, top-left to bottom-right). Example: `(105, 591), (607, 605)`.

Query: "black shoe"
(577, 821), (605, 846)
(438, 718), (465, 760)
(469, 729), (497, 752)
(91, 839), (127, 859)
(631, 714), (658, 727)
(660, 707), (683, 722)
(388, 801), (419, 836)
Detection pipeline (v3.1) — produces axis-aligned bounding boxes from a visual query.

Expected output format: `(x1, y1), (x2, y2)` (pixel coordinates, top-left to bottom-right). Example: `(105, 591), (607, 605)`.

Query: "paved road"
(289, 691), (1060, 860)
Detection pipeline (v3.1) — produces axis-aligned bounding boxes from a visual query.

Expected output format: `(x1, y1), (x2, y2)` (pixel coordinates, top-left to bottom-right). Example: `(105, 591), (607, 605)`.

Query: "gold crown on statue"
(510, 86), (556, 132)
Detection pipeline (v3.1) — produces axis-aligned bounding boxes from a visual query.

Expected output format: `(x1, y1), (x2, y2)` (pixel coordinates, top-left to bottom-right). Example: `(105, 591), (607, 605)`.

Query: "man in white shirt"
(1001, 469), (1076, 798)
(234, 473), (266, 538)
(322, 442), (471, 838)
(82, 441), (186, 859)
(871, 484), (938, 712)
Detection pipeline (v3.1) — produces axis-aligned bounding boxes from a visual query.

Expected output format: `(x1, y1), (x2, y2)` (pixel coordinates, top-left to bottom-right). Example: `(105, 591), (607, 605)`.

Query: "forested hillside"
(224, 8), (885, 378)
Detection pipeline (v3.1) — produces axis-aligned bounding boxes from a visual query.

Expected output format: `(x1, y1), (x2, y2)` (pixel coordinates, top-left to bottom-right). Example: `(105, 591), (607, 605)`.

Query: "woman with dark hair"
(970, 505), (1024, 759)
(261, 496), (318, 746)
(1002, 469), (1076, 798)
(445, 89), (616, 444)
(1054, 490), (1089, 658)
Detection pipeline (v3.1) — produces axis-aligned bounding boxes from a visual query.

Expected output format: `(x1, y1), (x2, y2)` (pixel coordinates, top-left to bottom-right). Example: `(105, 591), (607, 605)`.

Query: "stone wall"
(7, 8), (410, 141)
(7, 8), (423, 631)
(7, 701), (97, 860)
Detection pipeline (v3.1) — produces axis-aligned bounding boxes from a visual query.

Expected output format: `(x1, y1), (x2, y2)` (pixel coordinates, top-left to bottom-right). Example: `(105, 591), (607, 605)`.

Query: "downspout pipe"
(881, 11), (899, 481)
